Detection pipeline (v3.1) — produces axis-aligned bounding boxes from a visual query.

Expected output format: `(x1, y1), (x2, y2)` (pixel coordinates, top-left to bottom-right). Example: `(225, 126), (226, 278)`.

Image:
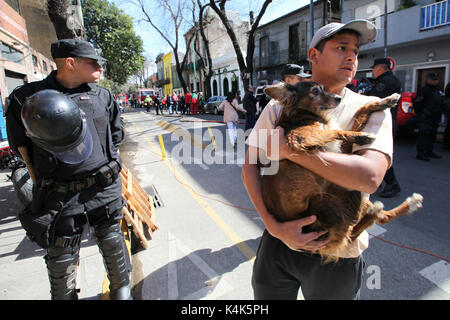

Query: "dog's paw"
(287, 133), (306, 151)
(381, 93), (401, 109)
(354, 133), (375, 145)
(407, 193), (423, 212)
(367, 201), (384, 216)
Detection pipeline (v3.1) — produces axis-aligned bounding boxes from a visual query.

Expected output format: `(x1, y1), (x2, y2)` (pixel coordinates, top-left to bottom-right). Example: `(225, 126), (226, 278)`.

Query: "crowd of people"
(128, 91), (206, 115)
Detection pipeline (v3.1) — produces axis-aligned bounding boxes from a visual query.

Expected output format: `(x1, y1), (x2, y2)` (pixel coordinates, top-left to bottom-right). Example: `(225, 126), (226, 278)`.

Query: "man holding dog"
(242, 20), (393, 299)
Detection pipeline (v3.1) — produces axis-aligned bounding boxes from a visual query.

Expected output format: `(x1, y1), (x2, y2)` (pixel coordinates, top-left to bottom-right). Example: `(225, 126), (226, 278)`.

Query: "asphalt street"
(119, 107), (450, 300)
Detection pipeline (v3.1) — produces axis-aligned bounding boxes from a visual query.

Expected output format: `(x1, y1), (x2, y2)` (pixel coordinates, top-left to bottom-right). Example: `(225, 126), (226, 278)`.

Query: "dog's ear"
(264, 83), (297, 107)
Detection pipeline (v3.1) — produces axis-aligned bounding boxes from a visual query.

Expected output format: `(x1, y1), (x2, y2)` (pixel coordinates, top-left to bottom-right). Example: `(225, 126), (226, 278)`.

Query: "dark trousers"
(245, 112), (256, 131)
(383, 166), (399, 186)
(417, 117), (439, 154)
(252, 230), (365, 300)
(52, 203), (124, 241)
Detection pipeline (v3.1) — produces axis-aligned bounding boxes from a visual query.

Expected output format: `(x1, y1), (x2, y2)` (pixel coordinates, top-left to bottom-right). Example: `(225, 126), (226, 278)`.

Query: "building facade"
(252, 0), (339, 86)
(1, 0), (56, 108)
(343, 0), (450, 92)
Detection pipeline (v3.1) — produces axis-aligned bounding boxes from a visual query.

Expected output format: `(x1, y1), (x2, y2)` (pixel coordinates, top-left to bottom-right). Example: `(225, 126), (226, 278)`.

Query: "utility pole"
(310, 0), (314, 43)
(384, 0), (388, 57)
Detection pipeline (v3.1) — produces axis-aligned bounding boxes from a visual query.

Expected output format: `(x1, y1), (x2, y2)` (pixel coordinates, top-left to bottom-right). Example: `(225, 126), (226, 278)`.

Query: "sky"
(111, 0), (314, 61)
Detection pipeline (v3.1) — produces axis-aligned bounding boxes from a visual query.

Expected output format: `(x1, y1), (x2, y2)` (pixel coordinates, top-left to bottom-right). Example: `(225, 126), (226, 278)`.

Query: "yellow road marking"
(130, 120), (256, 262)
(156, 119), (210, 149)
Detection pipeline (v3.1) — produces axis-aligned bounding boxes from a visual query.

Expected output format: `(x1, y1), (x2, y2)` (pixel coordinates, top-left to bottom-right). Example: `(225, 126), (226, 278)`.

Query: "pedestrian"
(185, 90), (192, 115)
(218, 91), (246, 147)
(281, 64), (312, 84)
(443, 82), (450, 149)
(414, 73), (446, 161)
(167, 95), (173, 114)
(366, 57), (402, 198)
(258, 88), (270, 114)
(144, 94), (152, 113)
(243, 85), (258, 131)
(242, 20), (392, 300)
(5, 39), (132, 300)
(191, 92), (199, 115)
(179, 95), (186, 115)
(172, 92), (179, 114)
(161, 95), (167, 112)
(154, 94), (163, 115)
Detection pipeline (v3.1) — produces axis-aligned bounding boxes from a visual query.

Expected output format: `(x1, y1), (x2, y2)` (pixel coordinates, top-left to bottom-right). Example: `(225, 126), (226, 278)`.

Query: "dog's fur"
(261, 81), (423, 262)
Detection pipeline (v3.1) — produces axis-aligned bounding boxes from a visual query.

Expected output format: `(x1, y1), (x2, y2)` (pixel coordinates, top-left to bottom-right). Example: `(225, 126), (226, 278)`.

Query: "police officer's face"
(75, 58), (103, 83)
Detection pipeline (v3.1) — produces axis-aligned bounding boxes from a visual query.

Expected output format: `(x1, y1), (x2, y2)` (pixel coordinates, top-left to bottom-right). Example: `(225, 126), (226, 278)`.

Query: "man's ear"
(66, 57), (76, 71)
(308, 47), (320, 65)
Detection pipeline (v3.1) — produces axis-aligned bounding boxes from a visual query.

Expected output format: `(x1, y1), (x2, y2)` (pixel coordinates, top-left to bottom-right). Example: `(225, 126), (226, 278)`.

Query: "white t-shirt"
(246, 87), (393, 258)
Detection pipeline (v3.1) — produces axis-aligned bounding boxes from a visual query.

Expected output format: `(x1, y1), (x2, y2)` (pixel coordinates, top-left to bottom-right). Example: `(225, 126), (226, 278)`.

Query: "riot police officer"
(5, 39), (131, 300)
(415, 73), (446, 161)
(366, 57), (402, 198)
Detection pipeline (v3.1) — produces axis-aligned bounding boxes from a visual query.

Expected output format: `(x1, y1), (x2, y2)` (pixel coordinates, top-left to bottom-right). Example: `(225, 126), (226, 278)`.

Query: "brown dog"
(261, 81), (423, 262)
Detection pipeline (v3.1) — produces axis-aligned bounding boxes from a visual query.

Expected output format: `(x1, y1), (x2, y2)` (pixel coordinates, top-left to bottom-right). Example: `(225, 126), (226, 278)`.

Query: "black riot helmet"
(21, 89), (93, 164)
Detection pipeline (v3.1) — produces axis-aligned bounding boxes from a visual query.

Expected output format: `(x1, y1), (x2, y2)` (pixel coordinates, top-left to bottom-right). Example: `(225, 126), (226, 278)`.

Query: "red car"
(397, 92), (417, 131)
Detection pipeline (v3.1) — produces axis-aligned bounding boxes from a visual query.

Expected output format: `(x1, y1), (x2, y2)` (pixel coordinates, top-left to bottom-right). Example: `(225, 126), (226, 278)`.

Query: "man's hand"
(270, 215), (329, 251)
(266, 126), (291, 161)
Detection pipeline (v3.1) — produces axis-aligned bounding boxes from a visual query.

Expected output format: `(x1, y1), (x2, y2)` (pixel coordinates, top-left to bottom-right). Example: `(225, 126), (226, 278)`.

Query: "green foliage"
(81, 0), (145, 85)
(397, 0), (416, 11)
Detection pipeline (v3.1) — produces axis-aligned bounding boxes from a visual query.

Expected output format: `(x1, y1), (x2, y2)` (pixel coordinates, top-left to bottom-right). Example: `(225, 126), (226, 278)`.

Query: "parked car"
(203, 96), (226, 115)
(397, 92), (418, 134)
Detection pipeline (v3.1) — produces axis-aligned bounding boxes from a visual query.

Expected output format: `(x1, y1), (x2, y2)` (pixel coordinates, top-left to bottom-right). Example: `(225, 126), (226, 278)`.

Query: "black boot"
(96, 223), (133, 300)
(45, 244), (80, 300)
(379, 183), (401, 198)
(416, 152), (430, 161)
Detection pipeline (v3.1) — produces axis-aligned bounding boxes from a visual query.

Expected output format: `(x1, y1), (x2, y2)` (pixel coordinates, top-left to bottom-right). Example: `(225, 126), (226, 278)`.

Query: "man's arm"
(266, 127), (390, 194)
(242, 145), (328, 251)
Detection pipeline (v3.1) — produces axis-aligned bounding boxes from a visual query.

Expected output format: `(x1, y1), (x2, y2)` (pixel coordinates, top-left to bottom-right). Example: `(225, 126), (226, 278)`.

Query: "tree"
(208, 0), (273, 89)
(133, 0), (196, 94)
(81, 0), (145, 85)
(193, 0), (214, 98)
(47, 0), (87, 39)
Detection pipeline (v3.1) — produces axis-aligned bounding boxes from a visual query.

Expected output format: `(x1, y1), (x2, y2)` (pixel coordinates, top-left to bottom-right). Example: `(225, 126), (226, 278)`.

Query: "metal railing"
(420, 0), (450, 30)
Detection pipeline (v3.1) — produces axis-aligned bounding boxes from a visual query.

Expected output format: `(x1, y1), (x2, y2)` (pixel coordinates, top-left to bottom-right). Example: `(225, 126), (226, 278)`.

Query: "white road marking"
(368, 224), (387, 238)
(168, 233), (179, 299)
(167, 232), (233, 300)
(419, 260), (450, 295)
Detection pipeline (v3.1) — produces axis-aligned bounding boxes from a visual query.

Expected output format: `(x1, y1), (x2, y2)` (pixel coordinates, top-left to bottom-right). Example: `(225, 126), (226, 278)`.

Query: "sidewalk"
(0, 169), (106, 300)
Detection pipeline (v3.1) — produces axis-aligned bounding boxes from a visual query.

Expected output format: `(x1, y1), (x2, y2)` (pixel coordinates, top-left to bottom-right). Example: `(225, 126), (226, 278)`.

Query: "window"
(32, 55), (38, 67)
(259, 36), (269, 67)
(289, 24), (300, 62)
(213, 80), (218, 96)
(1, 42), (24, 65)
(43, 60), (48, 72)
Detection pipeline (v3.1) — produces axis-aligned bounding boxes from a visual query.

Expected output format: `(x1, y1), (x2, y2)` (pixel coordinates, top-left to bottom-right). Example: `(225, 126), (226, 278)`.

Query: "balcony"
(359, 2), (450, 52)
(420, 0), (449, 30)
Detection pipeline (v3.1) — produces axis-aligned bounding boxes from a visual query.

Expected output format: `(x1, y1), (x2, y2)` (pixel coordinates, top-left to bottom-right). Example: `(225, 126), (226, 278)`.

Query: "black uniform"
(243, 91), (257, 130)
(366, 70), (401, 133)
(415, 83), (446, 156)
(366, 70), (402, 197)
(5, 70), (130, 299)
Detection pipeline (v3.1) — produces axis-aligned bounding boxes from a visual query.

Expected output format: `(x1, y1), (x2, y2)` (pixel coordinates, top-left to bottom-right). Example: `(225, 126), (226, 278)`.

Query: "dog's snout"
(334, 95), (342, 104)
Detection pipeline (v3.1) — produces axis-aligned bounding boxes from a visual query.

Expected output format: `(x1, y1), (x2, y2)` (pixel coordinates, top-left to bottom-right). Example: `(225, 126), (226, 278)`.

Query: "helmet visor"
(51, 129), (93, 164)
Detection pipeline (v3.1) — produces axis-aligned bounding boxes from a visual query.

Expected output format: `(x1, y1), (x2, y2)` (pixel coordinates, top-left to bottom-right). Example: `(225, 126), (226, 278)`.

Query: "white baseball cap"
(310, 19), (377, 49)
